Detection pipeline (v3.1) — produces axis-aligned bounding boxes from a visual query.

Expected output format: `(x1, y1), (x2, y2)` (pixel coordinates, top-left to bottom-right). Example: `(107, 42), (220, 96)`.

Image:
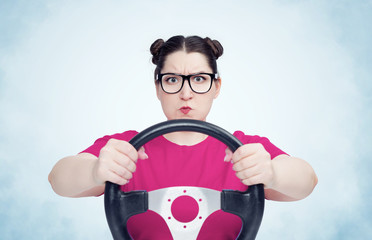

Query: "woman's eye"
(193, 76), (206, 82)
(166, 77), (178, 83)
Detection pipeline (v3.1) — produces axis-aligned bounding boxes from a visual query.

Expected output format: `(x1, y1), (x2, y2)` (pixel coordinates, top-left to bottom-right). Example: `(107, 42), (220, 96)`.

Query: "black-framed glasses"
(157, 73), (218, 94)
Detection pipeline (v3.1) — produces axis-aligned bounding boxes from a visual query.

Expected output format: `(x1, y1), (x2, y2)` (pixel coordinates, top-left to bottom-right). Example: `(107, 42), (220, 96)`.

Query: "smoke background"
(0, 0), (371, 239)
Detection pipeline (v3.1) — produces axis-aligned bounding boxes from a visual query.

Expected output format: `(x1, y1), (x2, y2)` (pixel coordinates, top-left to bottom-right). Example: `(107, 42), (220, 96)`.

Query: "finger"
(224, 148), (233, 162)
(232, 156), (258, 172)
(113, 152), (137, 173)
(106, 170), (128, 186)
(241, 174), (263, 186)
(107, 139), (138, 161)
(231, 144), (262, 163)
(235, 164), (260, 180)
(112, 165), (133, 180)
(109, 160), (134, 180)
(138, 146), (149, 160)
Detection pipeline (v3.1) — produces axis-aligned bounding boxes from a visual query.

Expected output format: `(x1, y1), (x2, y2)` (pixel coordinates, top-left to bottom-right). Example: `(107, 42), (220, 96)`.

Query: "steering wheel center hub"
(171, 195), (199, 223)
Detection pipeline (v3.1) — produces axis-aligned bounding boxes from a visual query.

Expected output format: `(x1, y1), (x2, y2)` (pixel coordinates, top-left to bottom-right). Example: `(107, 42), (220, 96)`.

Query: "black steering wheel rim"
(105, 119), (265, 240)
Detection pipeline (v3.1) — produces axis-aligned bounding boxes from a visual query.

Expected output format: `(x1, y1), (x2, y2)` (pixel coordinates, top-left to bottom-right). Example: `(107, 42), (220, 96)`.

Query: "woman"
(48, 35), (318, 239)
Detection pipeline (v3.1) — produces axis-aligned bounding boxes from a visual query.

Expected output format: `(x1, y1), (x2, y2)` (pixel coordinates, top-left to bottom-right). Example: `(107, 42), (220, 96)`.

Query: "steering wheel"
(104, 119), (265, 240)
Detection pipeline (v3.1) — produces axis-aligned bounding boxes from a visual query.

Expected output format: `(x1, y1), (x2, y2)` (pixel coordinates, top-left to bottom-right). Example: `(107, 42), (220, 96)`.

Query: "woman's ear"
(213, 78), (222, 99)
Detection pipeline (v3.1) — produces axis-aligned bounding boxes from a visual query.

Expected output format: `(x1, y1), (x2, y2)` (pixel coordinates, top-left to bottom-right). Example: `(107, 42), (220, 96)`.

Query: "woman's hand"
(93, 139), (148, 186)
(224, 144), (275, 188)
(225, 144), (318, 201)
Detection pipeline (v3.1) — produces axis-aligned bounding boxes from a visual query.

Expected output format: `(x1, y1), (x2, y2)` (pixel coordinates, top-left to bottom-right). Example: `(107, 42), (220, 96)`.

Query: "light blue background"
(1, 0), (371, 239)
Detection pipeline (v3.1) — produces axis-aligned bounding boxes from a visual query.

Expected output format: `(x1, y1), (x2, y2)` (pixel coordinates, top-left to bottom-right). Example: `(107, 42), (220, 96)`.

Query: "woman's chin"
(167, 115), (204, 121)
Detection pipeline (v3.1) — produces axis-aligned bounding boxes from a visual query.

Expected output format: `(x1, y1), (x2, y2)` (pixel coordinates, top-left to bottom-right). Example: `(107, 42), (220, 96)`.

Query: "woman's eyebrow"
(161, 72), (207, 75)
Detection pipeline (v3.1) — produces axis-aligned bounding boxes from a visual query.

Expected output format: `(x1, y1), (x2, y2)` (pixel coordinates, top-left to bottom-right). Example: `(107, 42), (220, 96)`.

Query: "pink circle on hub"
(171, 195), (199, 223)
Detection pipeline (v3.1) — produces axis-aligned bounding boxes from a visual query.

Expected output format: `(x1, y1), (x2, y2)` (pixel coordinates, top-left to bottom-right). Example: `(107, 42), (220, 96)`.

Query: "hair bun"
(204, 37), (224, 59)
(150, 39), (165, 64)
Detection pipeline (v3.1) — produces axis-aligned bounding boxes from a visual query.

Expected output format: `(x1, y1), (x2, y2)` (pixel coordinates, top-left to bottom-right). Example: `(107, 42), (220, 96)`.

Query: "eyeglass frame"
(156, 72), (219, 94)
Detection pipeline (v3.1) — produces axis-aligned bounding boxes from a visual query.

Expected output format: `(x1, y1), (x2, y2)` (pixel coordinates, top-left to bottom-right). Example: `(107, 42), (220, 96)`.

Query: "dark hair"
(150, 35), (224, 79)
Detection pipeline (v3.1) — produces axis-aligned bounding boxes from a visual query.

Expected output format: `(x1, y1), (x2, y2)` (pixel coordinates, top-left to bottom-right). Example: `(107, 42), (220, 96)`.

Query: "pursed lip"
(180, 106), (192, 114)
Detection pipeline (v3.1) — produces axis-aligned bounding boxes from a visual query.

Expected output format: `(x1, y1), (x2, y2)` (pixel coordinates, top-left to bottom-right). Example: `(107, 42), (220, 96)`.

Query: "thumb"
(224, 148), (233, 162)
(138, 147), (148, 160)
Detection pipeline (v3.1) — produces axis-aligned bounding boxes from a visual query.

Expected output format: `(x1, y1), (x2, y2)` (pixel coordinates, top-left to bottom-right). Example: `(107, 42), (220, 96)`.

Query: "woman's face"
(156, 50), (221, 121)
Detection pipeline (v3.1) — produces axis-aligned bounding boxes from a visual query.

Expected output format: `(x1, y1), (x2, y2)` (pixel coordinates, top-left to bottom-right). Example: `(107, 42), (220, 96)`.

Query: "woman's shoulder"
(233, 130), (288, 158)
(92, 130), (139, 143)
(79, 130), (139, 157)
(106, 130), (139, 141)
(233, 130), (269, 144)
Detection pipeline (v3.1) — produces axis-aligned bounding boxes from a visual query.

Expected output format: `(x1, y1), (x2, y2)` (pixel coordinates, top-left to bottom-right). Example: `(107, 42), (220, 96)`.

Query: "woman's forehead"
(162, 51), (212, 74)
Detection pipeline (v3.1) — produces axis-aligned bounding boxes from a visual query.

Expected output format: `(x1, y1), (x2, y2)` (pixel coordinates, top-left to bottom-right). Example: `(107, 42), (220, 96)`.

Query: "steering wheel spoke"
(148, 186), (220, 240)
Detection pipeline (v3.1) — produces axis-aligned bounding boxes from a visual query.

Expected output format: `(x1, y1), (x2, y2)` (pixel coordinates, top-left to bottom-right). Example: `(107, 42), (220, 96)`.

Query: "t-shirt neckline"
(159, 134), (211, 148)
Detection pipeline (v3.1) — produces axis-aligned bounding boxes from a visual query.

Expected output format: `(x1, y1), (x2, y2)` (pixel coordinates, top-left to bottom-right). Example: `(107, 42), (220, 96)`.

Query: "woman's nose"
(179, 81), (193, 100)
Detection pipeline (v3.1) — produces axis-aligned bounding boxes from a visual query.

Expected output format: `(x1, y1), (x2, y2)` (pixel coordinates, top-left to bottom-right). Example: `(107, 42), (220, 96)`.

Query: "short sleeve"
(80, 130), (138, 157)
(233, 131), (288, 159)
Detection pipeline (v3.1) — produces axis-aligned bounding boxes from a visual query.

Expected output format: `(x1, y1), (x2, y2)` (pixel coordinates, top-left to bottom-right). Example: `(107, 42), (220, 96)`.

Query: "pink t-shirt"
(82, 130), (287, 239)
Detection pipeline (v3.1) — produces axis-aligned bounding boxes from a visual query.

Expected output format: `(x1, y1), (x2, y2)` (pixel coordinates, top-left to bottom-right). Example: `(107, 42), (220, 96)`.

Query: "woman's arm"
(265, 154), (318, 201)
(48, 153), (105, 197)
(48, 139), (147, 198)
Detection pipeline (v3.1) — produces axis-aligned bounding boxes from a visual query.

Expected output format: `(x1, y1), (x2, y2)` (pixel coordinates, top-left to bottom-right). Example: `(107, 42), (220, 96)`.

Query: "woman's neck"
(163, 131), (208, 146)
